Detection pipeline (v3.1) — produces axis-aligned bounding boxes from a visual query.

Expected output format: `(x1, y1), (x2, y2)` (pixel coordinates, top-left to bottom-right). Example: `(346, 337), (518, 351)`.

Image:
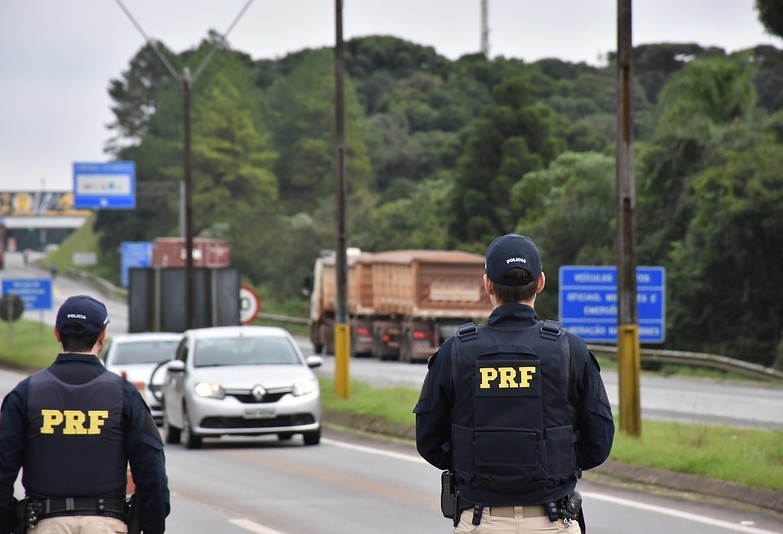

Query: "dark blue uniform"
(414, 303), (614, 509)
(0, 353), (170, 533)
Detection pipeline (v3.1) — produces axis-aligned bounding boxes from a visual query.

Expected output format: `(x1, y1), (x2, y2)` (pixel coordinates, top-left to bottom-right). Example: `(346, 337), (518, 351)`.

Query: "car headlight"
(194, 382), (225, 399)
(291, 378), (318, 397)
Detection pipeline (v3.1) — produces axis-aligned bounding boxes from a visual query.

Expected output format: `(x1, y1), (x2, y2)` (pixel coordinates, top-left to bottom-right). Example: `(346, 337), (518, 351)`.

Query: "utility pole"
(182, 68), (195, 329)
(616, 0), (641, 437)
(333, 0), (350, 399)
(114, 0), (254, 331)
(480, 0), (490, 58)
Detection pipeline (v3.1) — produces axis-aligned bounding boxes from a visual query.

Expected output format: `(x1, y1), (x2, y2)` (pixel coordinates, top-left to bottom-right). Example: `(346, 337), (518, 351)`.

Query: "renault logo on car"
(251, 385), (266, 401)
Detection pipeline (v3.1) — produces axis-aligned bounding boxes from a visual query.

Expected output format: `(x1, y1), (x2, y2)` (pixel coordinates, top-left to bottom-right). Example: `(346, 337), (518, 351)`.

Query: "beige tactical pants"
(32, 516), (127, 534)
(454, 506), (582, 534)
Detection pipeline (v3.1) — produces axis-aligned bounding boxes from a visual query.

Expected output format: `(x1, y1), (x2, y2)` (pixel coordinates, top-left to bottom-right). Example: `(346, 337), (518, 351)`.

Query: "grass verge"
(44, 212), (118, 283)
(318, 376), (783, 493)
(0, 319), (61, 370)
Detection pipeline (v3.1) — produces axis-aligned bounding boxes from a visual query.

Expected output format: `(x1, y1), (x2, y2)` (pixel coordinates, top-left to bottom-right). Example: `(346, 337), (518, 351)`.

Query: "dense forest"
(93, 13), (783, 369)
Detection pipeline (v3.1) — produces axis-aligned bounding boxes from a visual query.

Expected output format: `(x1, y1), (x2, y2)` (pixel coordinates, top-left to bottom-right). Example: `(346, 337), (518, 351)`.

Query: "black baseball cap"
(484, 234), (542, 286)
(55, 295), (110, 336)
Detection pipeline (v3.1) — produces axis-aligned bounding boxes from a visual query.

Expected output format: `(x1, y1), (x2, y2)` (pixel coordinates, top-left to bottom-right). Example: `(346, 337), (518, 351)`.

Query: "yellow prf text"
(479, 366), (536, 389)
(40, 409), (109, 435)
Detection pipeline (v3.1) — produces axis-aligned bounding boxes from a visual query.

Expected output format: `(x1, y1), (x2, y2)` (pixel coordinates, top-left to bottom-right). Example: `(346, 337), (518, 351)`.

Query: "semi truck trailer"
(308, 249), (491, 362)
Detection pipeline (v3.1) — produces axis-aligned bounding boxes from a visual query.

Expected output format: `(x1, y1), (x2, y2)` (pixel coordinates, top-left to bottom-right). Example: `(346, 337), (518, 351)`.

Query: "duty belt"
(487, 505), (548, 518)
(30, 497), (126, 519)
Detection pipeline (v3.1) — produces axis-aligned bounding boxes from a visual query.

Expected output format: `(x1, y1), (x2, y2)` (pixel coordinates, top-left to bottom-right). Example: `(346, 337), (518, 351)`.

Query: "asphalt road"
(0, 364), (781, 534)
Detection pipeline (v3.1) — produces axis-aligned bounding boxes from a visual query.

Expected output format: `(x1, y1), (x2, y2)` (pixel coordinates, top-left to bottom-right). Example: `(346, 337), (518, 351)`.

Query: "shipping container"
(151, 237), (231, 268)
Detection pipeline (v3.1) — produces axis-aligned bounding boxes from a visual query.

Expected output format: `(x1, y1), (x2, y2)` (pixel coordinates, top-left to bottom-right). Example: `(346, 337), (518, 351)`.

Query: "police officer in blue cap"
(0, 295), (170, 533)
(414, 234), (615, 533)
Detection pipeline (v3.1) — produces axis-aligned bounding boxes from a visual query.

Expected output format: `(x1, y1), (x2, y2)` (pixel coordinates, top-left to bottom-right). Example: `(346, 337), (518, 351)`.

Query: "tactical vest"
(450, 320), (579, 504)
(23, 369), (127, 498)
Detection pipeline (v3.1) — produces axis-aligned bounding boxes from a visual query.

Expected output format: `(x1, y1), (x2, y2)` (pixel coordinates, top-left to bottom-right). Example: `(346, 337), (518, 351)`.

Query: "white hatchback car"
(99, 332), (182, 423)
(161, 326), (322, 449)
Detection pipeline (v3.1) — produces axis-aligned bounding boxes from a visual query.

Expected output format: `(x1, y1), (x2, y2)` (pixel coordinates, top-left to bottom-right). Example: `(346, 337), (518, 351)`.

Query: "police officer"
(414, 234), (615, 533)
(0, 295), (170, 534)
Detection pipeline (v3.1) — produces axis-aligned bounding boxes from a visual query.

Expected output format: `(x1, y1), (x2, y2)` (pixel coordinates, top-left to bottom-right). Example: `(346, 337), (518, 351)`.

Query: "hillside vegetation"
(90, 29), (783, 369)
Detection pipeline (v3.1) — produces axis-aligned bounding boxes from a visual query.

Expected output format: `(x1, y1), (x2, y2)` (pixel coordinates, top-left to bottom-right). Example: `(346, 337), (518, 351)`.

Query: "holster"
(124, 494), (140, 534)
(556, 490), (585, 532)
(440, 471), (458, 520)
(14, 498), (33, 534)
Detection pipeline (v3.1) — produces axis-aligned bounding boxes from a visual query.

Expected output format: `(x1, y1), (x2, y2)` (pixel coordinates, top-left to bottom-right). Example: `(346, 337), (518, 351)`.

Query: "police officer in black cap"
(414, 234), (614, 533)
(0, 295), (170, 533)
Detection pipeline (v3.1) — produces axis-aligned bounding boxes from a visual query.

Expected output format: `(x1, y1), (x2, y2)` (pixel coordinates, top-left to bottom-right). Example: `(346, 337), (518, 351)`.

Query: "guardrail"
(587, 343), (783, 383)
(257, 312), (309, 326)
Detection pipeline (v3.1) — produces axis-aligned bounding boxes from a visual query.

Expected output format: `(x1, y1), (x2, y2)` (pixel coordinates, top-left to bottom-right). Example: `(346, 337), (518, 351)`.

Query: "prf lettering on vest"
(479, 366), (537, 389)
(40, 409), (109, 435)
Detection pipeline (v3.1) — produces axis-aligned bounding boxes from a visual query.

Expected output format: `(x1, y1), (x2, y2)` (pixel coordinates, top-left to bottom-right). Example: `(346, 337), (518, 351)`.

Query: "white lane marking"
(229, 518), (288, 534)
(322, 437), (427, 464)
(583, 492), (781, 534)
(323, 439), (780, 533)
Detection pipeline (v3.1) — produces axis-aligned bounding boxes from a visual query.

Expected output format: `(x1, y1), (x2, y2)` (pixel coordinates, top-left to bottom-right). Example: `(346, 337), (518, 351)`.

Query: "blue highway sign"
(121, 241), (154, 287)
(1, 278), (53, 311)
(73, 161), (136, 209)
(559, 266), (665, 343)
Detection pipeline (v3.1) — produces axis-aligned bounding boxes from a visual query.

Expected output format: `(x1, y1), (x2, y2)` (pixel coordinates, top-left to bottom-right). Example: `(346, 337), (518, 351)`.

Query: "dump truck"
(308, 249), (491, 362)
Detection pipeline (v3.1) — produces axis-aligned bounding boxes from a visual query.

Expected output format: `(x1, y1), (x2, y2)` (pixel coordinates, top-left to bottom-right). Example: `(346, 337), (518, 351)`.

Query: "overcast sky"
(0, 0), (779, 191)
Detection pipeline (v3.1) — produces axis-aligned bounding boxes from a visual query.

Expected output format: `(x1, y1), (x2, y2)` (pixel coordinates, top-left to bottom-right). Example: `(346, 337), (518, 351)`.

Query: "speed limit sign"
(239, 285), (260, 325)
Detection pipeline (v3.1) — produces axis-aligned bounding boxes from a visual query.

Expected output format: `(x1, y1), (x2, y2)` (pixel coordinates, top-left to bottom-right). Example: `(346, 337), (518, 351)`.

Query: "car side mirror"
(306, 355), (323, 368)
(167, 360), (186, 373)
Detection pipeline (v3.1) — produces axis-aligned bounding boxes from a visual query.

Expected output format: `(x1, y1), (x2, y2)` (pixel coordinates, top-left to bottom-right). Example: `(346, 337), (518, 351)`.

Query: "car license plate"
(244, 406), (276, 419)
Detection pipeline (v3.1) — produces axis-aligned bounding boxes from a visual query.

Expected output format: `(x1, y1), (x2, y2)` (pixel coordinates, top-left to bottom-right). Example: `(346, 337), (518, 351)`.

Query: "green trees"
(191, 76), (277, 234)
(666, 129), (783, 366)
(756, 0), (783, 38)
(94, 31), (783, 367)
(266, 49), (371, 213)
(448, 71), (566, 248)
(637, 51), (783, 366)
(512, 152), (616, 319)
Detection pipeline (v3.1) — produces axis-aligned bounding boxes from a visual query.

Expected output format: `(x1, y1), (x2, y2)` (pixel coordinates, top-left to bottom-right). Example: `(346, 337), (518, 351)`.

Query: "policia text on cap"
(0, 295), (170, 534)
(414, 234), (615, 533)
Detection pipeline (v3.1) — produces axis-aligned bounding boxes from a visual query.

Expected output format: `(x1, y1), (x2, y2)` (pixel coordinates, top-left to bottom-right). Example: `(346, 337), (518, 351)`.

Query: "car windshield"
(194, 336), (301, 367)
(112, 340), (179, 365)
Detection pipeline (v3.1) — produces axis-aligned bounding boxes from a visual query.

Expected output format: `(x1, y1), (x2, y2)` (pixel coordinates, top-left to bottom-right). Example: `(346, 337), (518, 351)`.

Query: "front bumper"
(188, 391), (321, 436)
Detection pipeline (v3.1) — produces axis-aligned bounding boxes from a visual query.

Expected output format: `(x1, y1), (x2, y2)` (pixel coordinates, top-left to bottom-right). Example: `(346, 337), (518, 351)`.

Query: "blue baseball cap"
(485, 234), (542, 286)
(55, 295), (110, 336)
